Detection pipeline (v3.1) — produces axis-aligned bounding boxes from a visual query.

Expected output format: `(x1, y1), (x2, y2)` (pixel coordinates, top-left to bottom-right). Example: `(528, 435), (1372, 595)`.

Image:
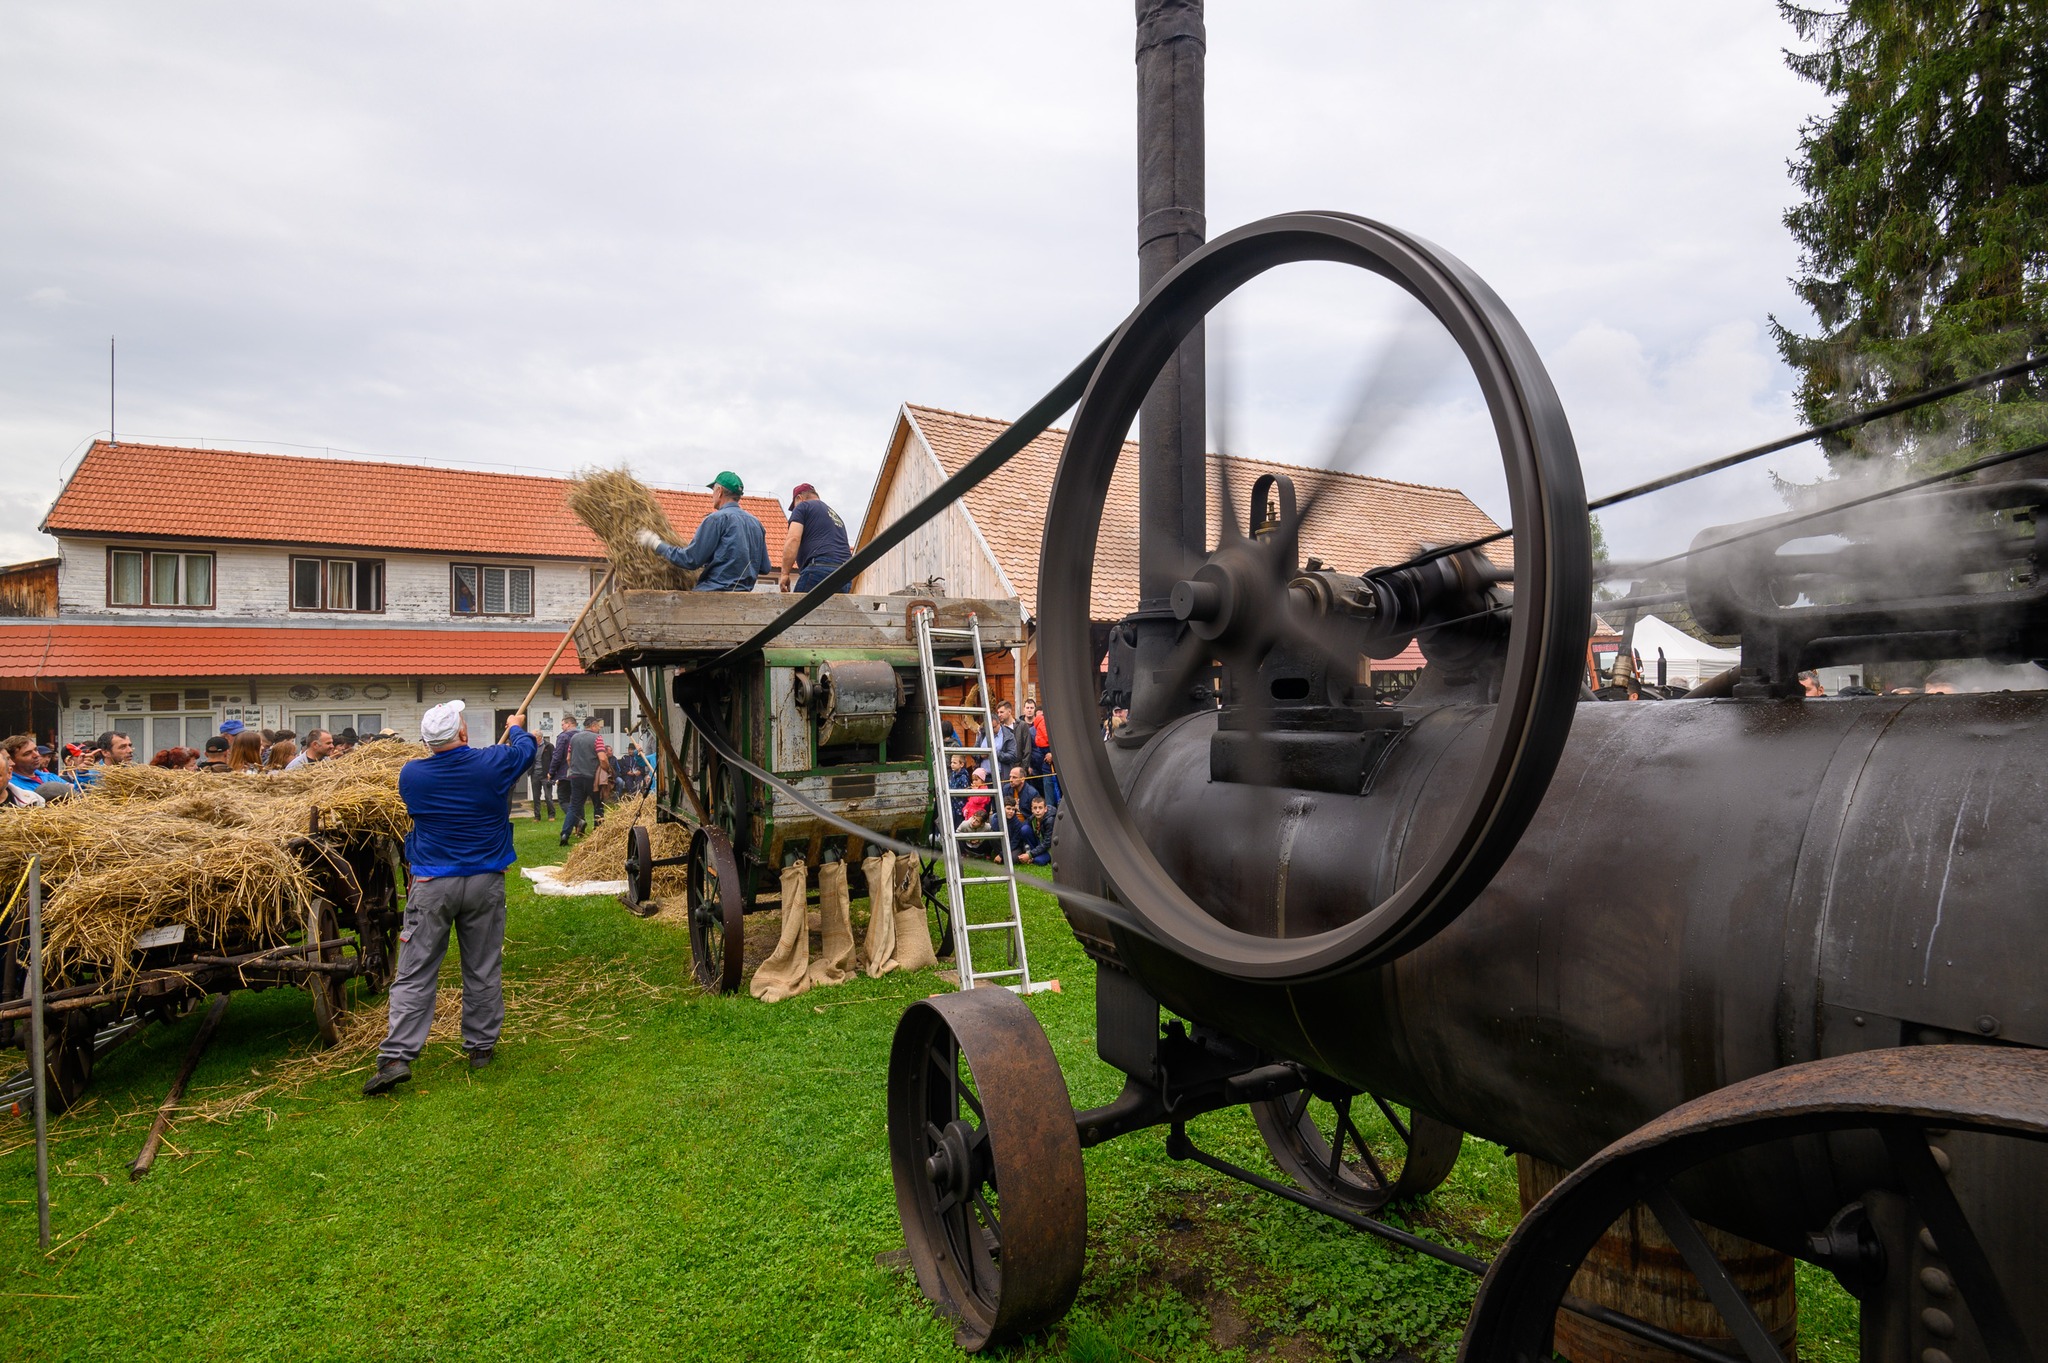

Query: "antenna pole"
(109, 336), (116, 445)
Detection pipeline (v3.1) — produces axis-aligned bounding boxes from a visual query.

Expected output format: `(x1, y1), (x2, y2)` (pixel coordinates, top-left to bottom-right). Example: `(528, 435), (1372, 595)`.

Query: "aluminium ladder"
(911, 608), (1050, 994)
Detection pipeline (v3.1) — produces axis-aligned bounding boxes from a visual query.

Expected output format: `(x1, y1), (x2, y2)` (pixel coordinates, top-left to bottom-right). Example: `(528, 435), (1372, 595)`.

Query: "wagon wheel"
(1249, 1087), (1463, 1212)
(887, 988), (1086, 1351)
(1039, 212), (1589, 981)
(303, 896), (349, 1047)
(623, 824), (657, 917)
(358, 837), (404, 993)
(36, 1011), (95, 1115)
(920, 857), (955, 959)
(1461, 1045), (2048, 1363)
(686, 825), (745, 994)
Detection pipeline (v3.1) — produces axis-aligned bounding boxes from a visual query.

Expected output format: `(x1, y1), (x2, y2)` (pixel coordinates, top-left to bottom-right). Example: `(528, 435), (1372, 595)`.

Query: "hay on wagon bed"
(568, 466), (700, 591)
(0, 743), (421, 989)
(560, 793), (690, 897)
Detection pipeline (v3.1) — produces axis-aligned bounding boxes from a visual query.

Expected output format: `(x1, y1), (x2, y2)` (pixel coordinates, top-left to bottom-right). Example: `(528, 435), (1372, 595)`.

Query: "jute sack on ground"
(888, 854), (938, 973)
(751, 860), (812, 1002)
(860, 853), (897, 977)
(807, 859), (856, 988)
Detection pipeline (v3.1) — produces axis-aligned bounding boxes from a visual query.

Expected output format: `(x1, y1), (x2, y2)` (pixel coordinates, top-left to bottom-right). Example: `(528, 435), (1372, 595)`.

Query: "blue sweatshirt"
(656, 502), (774, 592)
(398, 726), (539, 878)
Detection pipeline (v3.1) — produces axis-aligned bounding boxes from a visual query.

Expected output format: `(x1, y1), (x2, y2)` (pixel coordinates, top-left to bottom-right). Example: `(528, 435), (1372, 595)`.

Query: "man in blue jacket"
(364, 700), (537, 1096)
(634, 470), (774, 591)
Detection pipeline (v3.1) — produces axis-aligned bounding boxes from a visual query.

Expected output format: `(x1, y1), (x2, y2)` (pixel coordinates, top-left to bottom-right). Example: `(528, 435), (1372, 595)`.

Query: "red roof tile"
(43, 442), (787, 558)
(0, 623), (586, 680)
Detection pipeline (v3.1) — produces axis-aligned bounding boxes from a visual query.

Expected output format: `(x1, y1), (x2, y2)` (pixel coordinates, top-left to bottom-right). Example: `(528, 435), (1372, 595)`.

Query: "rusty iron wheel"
(686, 825), (744, 994)
(358, 837), (404, 993)
(888, 988), (1086, 1351)
(623, 824), (656, 916)
(1250, 1089), (1463, 1213)
(304, 895), (348, 1047)
(1461, 1046), (2048, 1363)
(1040, 212), (1590, 982)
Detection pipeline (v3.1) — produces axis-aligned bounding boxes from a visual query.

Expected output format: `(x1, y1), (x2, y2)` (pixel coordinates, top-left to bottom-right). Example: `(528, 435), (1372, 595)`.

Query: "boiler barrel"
(1101, 692), (2048, 1247)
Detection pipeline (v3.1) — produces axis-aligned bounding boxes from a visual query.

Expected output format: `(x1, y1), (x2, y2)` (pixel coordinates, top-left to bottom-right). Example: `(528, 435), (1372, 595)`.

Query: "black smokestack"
(1132, 0), (1207, 730)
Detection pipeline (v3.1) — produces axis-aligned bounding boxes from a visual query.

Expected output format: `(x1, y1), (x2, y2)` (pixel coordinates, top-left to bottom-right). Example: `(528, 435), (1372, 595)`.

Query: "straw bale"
(0, 743), (423, 988)
(560, 792), (689, 896)
(568, 466), (700, 591)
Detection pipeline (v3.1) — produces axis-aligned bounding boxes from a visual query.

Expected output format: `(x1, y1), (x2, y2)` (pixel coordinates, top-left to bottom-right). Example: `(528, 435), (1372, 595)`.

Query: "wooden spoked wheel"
(887, 988), (1087, 1352)
(686, 825), (745, 994)
(1250, 1089), (1464, 1212)
(38, 1012), (95, 1116)
(303, 896), (349, 1047)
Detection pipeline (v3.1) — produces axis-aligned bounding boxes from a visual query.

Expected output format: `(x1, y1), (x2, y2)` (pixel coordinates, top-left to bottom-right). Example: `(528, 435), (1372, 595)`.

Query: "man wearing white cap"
(363, 700), (537, 1096)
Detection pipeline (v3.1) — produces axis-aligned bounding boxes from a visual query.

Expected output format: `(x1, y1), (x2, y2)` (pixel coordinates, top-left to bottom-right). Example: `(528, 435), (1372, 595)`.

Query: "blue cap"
(219, 719), (245, 735)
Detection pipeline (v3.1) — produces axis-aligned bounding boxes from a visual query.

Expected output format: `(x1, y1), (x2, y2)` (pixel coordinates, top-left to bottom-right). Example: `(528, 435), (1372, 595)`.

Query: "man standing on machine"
(634, 471), (773, 591)
(776, 482), (852, 593)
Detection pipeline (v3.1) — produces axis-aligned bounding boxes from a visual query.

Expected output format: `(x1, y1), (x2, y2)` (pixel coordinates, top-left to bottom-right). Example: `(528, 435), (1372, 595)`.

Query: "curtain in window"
(184, 554), (213, 607)
(509, 567), (532, 614)
(150, 553), (181, 605)
(110, 551), (144, 605)
(483, 566), (508, 614)
(453, 565), (479, 613)
(328, 560), (355, 610)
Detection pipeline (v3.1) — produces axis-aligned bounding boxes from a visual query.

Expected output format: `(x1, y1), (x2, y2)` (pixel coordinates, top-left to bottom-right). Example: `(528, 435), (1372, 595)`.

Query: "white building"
(0, 441), (787, 753)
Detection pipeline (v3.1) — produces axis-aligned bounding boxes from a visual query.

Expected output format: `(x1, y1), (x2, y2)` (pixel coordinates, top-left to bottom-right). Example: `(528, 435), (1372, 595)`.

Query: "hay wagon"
(0, 810), (406, 1114)
(570, 587), (1026, 992)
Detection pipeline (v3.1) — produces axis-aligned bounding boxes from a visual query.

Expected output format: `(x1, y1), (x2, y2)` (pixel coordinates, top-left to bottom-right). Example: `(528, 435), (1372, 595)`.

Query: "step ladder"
(912, 607), (1051, 994)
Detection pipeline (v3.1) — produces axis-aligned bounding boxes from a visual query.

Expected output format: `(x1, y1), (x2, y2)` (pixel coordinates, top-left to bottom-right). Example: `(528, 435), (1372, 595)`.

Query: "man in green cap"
(636, 470), (776, 592)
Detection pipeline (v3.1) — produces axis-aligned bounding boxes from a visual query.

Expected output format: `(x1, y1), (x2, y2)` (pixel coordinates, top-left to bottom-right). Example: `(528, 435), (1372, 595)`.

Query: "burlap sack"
(890, 854), (939, 973)
(750, 860), (812, 1002)
(807, 858), (856, 988)
(860, 853), (898, 977)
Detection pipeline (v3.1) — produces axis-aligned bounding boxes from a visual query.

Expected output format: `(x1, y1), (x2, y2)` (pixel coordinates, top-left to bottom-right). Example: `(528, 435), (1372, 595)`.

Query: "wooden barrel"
(1517, 1155), (1798, 1363)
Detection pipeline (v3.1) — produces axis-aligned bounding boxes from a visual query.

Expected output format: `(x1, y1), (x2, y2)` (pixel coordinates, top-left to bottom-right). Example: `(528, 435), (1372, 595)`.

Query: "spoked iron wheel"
(888, 988), (1086, 1352)
(1250, 1087), (1463, 1212)
(1462, 1045), (2048, 1363)
(686, 825), (745, 994)
(358, 837), (404, 993)
(623, 824), (657, 917)
(303, 895), (349, 1047)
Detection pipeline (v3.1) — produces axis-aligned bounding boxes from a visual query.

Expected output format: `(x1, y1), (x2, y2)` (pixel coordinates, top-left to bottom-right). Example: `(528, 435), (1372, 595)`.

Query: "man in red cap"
(778, 482), (853, 593)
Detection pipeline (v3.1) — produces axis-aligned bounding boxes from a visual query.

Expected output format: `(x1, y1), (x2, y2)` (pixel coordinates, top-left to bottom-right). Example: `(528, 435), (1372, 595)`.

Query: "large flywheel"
(1040, 211), (1590, 981)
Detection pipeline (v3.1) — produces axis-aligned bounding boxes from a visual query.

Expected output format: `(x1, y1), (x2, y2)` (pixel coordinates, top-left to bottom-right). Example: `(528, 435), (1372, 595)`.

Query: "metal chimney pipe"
(1131, 0), (1207, 731)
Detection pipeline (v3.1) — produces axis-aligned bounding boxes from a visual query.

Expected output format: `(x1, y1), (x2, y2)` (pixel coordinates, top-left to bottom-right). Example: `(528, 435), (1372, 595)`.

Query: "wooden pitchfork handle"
(499, 566), (616, 744)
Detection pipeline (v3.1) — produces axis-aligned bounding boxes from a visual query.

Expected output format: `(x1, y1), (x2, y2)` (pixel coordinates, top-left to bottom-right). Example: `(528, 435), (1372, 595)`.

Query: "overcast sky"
(1, 2), (1833, 570)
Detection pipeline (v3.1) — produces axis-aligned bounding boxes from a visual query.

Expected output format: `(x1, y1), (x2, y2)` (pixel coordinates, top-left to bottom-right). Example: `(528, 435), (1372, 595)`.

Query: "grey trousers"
(379, 871), (506, 1062)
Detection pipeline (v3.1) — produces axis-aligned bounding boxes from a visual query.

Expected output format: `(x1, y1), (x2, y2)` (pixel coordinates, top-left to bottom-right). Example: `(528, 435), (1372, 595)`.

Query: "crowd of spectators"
(942, 694), (1064, 866)
(2, 717), (406, 809)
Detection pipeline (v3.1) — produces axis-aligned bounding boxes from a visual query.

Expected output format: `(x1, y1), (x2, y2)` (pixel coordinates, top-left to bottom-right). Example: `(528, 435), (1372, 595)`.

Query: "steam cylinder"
(1085, 692), (2048, 1254)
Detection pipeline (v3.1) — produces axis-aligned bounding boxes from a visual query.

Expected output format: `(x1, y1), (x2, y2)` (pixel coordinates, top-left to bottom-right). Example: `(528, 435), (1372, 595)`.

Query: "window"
(289, 556), (383, 612)
(452, 563), (533, 617)
(107, 548), (213, 608)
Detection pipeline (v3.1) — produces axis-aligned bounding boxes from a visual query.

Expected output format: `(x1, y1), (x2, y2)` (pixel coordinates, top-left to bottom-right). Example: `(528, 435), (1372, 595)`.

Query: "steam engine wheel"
(1250, 1088), (1464, 1212)
(887, 988), (1087, 1352)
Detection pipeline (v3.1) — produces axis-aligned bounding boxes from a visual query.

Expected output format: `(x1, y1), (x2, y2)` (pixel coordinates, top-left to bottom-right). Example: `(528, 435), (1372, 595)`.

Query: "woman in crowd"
(149, 746), (198, 770)
(227, 730), (264, 774)
(261, 738), (298, 774)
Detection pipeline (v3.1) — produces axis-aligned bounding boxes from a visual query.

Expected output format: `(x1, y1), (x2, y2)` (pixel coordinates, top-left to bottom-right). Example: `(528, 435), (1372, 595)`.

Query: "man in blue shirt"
(4, 735), (76, 805)
(777, 483), (853, 594)
(364, 699), (537, 1096)
(635, 470), (774, 592)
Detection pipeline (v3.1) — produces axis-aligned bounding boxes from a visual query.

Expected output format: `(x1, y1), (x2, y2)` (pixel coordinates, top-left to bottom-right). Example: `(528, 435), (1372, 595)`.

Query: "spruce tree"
(1773, 2), (2048, 473)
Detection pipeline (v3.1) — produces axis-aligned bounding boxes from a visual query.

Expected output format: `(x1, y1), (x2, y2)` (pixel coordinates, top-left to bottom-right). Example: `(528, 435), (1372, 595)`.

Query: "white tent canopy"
(1626, 613), (1741, 688)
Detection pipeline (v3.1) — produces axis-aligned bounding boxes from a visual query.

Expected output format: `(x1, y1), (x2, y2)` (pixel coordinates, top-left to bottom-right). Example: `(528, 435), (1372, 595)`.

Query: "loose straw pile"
(0, 744), (420, 988)
(567, 466), (700, 590)
(560, 793), (690, 897)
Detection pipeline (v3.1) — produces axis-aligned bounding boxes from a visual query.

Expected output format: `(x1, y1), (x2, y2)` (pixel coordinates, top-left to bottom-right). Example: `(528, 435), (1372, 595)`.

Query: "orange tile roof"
(890, 406), (1507, 618)
(0, 623), (587, 680)
(42, 442), (788, 558)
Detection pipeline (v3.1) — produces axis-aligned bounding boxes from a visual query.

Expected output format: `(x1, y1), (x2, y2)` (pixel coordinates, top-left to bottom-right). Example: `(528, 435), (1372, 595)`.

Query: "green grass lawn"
(0, 821), (1854, 1361)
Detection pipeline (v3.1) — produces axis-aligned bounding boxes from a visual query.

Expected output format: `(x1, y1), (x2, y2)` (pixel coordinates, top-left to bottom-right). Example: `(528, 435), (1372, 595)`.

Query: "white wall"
(62, 671), (632, 750)
(58, 537), (603, 623)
